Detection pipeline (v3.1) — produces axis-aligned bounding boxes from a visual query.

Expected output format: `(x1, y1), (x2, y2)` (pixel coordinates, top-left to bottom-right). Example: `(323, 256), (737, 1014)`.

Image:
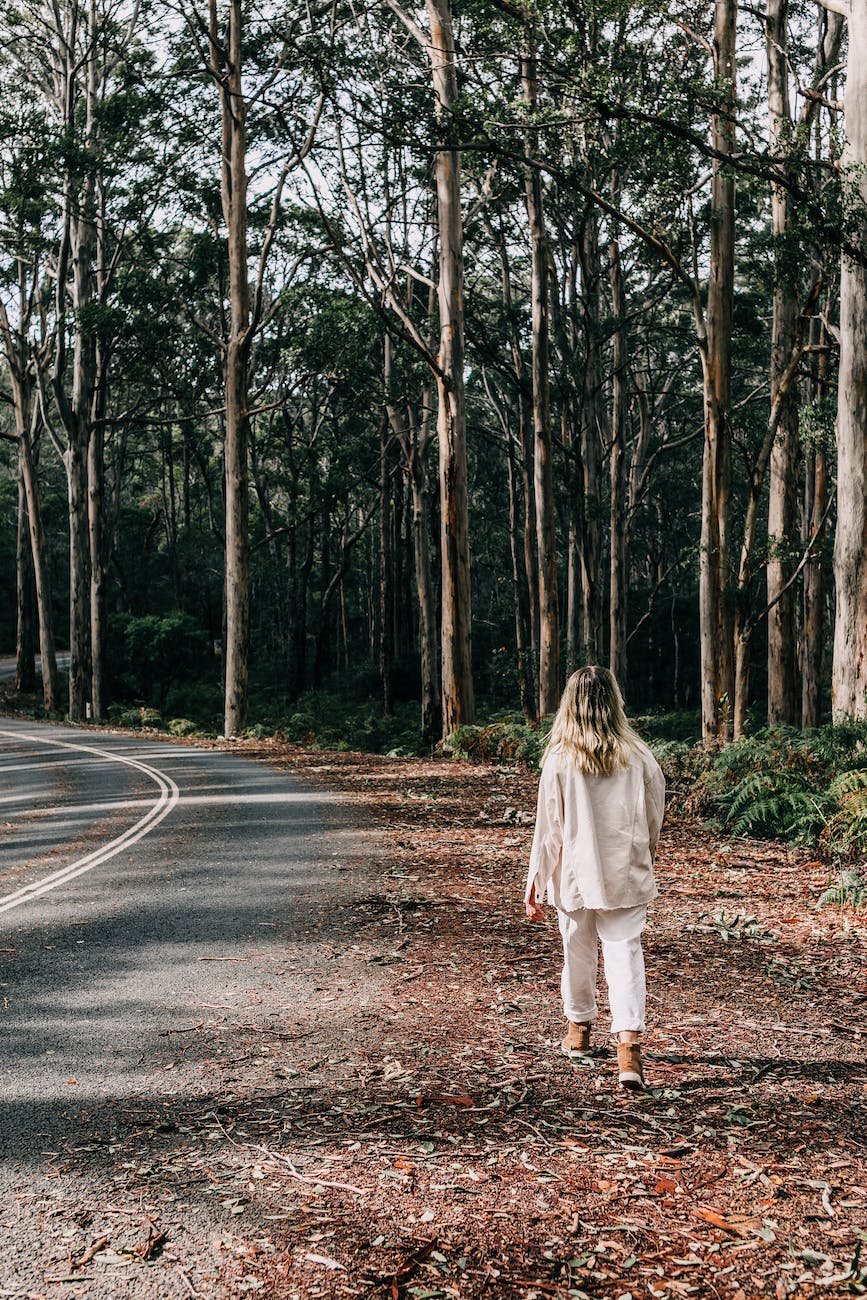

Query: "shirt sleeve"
(524, 758), (564, 903)
(643, 750), (666, 856)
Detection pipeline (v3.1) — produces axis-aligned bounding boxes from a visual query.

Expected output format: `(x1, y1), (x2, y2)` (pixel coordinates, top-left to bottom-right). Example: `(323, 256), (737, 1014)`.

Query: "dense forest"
(2, 0), (866, 744)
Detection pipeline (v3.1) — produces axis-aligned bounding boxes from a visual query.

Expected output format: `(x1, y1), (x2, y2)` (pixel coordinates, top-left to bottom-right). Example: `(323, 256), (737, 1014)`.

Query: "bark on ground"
(2, 736), (866, 1298)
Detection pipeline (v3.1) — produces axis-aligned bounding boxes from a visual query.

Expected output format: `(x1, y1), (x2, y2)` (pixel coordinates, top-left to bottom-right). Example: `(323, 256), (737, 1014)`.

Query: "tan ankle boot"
(560, 1021), (592, 1057)
(617, 1042), (645, 1090)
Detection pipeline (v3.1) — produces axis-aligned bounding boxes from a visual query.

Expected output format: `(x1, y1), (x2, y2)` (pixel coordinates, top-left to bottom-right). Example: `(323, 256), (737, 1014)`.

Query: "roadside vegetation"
(3, 668), (865, 911)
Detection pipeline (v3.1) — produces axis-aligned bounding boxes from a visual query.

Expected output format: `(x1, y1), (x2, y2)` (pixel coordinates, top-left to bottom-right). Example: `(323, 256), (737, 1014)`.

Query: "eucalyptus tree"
(0, 103), (61, 710)
(178, 0), (324, 736)
(827, 0), (867, 719)
(307, 2), (475, 737)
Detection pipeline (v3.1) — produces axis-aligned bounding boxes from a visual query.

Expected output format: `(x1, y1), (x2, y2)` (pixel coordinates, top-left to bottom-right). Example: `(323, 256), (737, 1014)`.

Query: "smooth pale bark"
(765, 0), (799, 726)
(522, 43), (559, 715)
(802, 445), (828, 728)
(212, 0), (252, 737)
(88, 403), (106, 719)
(46, 1), (97, 722)
(608, 205), (628, 689)
(0, 263), (61, 712)
(19, 426), (61, 712)
(88, 181), (112, 721)
(699, 0), (737, 742)
(16, 460), (37, 694)
(19, 424), (61, 711)
(832, 0), (867, 718)
(379, 411), (394, 717)
(426, 0), (474, 736)
(65, 438), (91, 719)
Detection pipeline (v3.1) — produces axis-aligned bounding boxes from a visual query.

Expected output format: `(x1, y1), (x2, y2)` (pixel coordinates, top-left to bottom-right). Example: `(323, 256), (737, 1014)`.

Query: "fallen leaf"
(304, 1252), (346, 1271)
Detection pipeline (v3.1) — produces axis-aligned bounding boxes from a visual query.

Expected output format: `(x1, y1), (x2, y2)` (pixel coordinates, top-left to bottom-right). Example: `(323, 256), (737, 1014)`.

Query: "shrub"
(114, 705), (165, 730)
(692, 724), (867, 863)
(106, 612), (214, 709)
(168, 717), (199, 737)
(444, 715), (550, 766)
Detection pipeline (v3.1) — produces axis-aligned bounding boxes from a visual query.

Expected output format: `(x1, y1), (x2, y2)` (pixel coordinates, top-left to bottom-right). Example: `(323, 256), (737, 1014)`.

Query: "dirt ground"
(4, 736), (867, 1298)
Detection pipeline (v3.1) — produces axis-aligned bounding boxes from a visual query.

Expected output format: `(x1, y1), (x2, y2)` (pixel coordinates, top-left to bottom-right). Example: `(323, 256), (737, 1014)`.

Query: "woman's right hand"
(525, 883), (545, 921)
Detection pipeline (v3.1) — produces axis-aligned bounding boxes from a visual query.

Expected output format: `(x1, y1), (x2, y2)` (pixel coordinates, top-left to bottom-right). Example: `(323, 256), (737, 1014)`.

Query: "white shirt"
(525, 740), (665, 912)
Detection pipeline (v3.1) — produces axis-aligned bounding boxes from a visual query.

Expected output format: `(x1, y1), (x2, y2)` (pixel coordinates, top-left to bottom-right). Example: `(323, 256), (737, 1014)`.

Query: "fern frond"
(828, 768), (867, 799)
(818, 870), (867, 911)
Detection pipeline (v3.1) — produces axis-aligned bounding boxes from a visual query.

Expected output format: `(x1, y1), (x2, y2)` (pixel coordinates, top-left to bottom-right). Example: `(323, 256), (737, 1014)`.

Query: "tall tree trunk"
(213, 0), (252, 737)
(494, 220), (538, 684)
(409, 448), (441, 744)
(65, 438), (91, 719)
(802, 16), (842, 724)
(608, 204), (629, 688)
(522, 41), (559, 714)
(16, 457), (37, 694)
(564, 399), (586, 675)
(294, 512), (315, 697)
(88, 402), (106, 720)
(699, 0), (737, 742)
(426, 0), (474, 736)
(765, 0), (799, 726)
(832, 0), (867, 719)
(802, 443), (828, 728)
(733, 464), (769, 738)
(507, 430), (536, 718)
(579, 206), (604, 660)
(19, 419), (61, 711)
(379, 411), (394, 716)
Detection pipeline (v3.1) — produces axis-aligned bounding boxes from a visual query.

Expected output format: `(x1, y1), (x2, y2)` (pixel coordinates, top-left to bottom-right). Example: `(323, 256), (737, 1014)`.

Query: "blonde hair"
(542, 666), (640, 775)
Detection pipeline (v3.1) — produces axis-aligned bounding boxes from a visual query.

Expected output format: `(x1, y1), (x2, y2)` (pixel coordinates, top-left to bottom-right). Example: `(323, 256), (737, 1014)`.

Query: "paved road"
(0, 652), (71, 683)
(0, 719), (338, 1156)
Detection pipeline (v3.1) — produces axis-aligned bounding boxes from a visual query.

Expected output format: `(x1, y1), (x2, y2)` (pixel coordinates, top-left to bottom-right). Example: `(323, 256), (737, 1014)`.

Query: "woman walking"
(524, 666), (666, 1090)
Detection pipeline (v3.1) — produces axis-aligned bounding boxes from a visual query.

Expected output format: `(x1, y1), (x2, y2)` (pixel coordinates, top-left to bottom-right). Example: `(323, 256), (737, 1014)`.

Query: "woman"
(524, 666), (665, 1090)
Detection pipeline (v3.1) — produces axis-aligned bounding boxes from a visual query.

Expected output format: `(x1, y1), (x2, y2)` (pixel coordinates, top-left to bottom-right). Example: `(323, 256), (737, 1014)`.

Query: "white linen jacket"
(524, 740), (666, 912)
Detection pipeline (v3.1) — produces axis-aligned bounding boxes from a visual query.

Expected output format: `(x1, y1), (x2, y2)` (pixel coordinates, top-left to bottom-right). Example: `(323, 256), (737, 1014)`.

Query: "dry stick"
(73, 1234), (110, 1268)
(262, 1150), (372, 1196)
(737, 1020), (833, 1037)
(209, 1114), (371, 1196)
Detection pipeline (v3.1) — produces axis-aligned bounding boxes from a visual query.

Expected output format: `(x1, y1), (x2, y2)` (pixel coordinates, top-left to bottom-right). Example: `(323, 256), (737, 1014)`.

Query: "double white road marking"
(0, 730), (179, 917)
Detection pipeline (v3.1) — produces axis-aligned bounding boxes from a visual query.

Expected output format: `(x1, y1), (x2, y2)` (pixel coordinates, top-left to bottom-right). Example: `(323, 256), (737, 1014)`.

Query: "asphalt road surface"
(0, 718), (353, 1292)
(0, 651), (71, 683)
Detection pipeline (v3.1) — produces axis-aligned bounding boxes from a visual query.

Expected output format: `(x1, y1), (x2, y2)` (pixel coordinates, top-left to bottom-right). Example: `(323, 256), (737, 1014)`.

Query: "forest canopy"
(2, 0), (866, 744)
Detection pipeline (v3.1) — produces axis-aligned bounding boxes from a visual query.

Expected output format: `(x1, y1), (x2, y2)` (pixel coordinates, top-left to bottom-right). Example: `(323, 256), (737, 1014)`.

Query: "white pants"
(557, 904), (647, 1035)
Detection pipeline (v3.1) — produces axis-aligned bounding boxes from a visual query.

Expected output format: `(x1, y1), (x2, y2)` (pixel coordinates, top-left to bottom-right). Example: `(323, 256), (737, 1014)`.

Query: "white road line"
(0, 730), (180, 917)
(3, 791), (338, 821)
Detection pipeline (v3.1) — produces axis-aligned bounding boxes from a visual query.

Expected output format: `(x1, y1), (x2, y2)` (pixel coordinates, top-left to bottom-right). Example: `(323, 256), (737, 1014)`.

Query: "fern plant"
(818, 870), (867, 912)
(720, 768), (827, 843)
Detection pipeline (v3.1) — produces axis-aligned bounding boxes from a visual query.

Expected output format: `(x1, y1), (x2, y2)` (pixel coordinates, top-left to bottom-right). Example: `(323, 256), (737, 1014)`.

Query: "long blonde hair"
(542, 666), (640, 775)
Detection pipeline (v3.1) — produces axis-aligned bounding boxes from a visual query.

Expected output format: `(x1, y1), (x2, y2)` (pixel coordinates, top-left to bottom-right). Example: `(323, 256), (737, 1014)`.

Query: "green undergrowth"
(448, 714), (867, 894)
(105, 692), (431, 756)
(659, 725), (867, 903)
(40, 686), (867, 903)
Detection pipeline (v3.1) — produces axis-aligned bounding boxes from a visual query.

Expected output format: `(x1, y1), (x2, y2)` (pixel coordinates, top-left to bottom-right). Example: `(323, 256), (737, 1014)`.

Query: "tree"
(699, 0), (737, 743)
(831, 0), (867, 719)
